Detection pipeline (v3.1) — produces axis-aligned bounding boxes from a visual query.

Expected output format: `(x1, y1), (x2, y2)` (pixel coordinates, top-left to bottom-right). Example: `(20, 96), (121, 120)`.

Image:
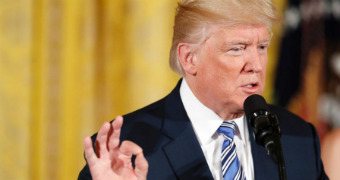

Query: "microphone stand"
(276, 136), (287, 180)
(267, 113), (287, 180)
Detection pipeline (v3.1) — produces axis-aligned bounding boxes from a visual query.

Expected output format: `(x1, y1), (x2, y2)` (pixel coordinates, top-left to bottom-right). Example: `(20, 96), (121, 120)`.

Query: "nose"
(243, 47), (263, 73)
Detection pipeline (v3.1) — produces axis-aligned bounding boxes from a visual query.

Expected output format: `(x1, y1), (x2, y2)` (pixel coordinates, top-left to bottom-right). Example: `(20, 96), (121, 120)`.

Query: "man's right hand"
(83, 116), (149, 180)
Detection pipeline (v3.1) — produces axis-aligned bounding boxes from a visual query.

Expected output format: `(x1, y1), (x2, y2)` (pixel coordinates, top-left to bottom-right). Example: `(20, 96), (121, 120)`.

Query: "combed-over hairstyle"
(169, 0), (278, 76)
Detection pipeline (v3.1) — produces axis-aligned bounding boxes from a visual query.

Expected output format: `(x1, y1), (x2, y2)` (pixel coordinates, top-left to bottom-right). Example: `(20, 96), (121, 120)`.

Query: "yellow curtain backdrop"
(0, 0), (284, 180)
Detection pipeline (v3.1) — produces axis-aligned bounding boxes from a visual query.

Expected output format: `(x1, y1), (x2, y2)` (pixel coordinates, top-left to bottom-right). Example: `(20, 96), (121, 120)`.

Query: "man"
(78, 0), (328, 179)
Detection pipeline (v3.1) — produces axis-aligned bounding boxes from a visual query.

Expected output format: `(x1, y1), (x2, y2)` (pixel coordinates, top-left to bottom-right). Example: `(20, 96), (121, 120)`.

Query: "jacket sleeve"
(78, 162), (92, 180)
(78, 134), (97, 180)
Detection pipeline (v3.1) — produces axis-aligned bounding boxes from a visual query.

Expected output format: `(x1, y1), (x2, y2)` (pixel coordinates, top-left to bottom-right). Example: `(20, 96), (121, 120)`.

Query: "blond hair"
(169, 0), (279, 76)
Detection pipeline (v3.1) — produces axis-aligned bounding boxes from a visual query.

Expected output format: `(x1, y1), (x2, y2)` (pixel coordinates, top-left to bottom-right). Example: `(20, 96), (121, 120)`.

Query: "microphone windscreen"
(243, 94), (269, 120)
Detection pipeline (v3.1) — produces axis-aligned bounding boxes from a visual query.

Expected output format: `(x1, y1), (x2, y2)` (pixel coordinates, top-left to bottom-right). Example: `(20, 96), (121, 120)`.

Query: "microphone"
(243, 94), (280, 162)
(244, 94), (287, 180)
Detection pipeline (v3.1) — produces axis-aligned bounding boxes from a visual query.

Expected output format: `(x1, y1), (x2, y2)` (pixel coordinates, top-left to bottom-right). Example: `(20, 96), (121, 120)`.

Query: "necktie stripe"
(221, 143), (235, 163)
(222, 135), (232, 142)
(234, 169), (240, 180)
(222, 150), (236, 172)
(218, 121), (246, 180)
(222, 142), (232, 152)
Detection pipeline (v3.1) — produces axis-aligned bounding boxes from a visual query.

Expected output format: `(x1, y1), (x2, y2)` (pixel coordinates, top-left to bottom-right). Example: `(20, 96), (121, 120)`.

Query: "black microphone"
(244, 94), (287, 180)
(243, 94), (280, 162)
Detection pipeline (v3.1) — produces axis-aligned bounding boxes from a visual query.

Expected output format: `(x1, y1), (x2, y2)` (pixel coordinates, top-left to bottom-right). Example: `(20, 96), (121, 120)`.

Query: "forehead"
(204, 23), (272, 44)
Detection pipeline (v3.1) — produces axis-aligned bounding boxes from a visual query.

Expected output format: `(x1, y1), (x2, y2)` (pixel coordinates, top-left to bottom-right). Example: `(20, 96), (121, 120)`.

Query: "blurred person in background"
(322, 129), (340, 180)
(320, 48), (340, 180)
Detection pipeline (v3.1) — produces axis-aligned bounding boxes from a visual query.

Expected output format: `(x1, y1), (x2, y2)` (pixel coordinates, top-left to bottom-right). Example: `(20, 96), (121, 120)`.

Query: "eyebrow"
(226, 40), (251, 46)
(259, 38), (271, 43)
(225, 38), (271, 46)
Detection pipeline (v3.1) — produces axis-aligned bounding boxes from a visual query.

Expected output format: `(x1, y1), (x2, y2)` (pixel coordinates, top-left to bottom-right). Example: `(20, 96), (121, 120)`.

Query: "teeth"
(245, 84), (253, 87)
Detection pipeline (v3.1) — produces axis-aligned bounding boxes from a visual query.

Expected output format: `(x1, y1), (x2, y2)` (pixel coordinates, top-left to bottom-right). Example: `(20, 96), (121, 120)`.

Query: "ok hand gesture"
(83, 116), (149, 180)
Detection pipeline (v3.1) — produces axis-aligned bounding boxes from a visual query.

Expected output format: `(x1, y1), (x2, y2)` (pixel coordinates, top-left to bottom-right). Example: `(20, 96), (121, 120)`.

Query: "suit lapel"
(163, 124), (213, 180)
(247, 121), (279, 180)
(161, 79), (214, 180)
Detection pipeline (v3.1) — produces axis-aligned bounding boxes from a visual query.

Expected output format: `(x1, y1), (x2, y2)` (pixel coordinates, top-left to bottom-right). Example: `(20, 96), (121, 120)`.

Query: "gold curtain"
(0, 0), (284, 179)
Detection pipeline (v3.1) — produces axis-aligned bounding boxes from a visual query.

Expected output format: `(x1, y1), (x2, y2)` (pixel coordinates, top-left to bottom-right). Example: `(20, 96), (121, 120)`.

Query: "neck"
(215, 108), (244, 120)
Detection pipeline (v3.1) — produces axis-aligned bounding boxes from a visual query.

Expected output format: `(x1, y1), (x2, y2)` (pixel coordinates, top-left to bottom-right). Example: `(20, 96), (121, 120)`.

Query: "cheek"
(213, 71), (240, 96)
(261, 59), (268, 79)
(216, 61), (245, 88)
(259, 70), (267, 93)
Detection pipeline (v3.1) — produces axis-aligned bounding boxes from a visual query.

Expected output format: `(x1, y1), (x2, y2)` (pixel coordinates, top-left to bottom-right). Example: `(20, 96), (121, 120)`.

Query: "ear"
(177, 43), (197, 76)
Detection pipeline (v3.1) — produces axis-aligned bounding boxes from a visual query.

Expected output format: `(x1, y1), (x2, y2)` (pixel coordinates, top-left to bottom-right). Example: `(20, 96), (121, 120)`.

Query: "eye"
(227, 46), (245, 55)
(258, 44), (269, 53)
(231, 48), (242, 52)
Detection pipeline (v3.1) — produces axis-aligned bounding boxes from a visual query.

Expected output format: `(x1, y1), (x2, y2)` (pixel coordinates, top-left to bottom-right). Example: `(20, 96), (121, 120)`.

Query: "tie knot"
(217, 121), (237, 140)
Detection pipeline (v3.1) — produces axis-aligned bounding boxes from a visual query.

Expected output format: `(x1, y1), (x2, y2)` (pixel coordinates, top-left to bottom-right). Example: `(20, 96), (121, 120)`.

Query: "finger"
(135, 152), (149, 180)
(96, 122), (111, 158)
(108, 116), (123, 151)
(84, 136), (97, 166)
(119, 141), (143, 167)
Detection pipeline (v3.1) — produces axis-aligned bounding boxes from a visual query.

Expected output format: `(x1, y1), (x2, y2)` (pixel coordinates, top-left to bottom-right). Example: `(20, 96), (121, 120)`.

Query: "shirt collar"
(179, 79), (247, 144)
(233, 115), (247, 146)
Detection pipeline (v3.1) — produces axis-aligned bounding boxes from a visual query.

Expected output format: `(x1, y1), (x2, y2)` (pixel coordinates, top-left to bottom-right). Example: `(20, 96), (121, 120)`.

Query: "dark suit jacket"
(78, 80), (328, 180)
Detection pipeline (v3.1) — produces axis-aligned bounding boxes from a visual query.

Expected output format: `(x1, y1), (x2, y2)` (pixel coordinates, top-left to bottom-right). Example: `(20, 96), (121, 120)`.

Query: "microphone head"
(243, 94), (269, 121)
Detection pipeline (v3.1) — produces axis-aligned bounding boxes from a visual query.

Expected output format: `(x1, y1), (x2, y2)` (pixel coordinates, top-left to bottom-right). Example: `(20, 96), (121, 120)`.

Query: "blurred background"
(0, 0), (339, 179)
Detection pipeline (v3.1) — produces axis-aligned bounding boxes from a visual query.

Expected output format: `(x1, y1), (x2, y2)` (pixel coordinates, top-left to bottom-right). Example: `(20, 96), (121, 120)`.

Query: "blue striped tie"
(218, 121), (246, 180)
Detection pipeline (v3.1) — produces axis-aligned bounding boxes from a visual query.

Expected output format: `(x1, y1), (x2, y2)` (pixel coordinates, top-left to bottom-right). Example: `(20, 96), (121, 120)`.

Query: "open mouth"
(243, 83), (258, 88)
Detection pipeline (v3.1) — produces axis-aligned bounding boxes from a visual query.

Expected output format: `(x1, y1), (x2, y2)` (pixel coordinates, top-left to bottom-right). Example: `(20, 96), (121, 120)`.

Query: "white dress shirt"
(179, 79), (254, 180)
